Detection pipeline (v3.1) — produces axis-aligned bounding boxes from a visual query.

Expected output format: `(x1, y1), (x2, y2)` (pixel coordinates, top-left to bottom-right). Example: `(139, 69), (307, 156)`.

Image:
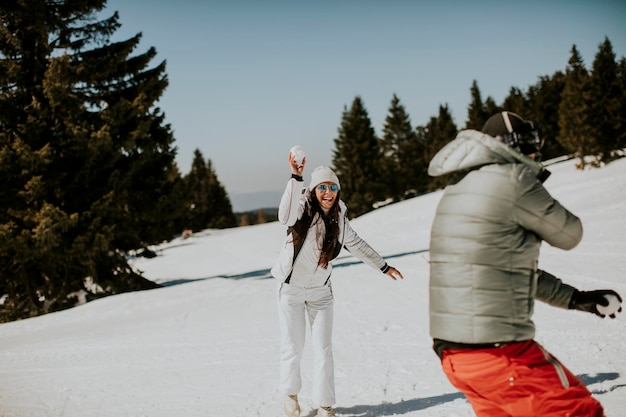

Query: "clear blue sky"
(102, 0), (626, 199)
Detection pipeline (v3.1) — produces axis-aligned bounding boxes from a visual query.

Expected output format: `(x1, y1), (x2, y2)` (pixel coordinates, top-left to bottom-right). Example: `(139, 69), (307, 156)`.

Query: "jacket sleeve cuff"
(291, 174), (303, 182)
(536, 269), (577, 309)
(380, 263), (390, 274)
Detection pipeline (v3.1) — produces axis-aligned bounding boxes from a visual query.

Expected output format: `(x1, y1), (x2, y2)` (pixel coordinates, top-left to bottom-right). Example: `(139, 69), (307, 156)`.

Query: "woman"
(271, 152), (403, 417)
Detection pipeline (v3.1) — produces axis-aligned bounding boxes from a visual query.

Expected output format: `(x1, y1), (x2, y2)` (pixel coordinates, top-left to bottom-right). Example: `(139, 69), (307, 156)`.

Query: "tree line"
(333, 37), (626, 217)
(1, 1), (623, 321)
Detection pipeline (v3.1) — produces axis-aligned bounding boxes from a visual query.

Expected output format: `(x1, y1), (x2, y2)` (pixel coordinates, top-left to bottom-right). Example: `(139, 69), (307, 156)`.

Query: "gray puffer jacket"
(428, 130), (582, 344)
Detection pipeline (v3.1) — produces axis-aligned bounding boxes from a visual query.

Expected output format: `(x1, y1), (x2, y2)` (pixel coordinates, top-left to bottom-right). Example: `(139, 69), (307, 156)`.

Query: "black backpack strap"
(284, 233), (305, 284)
(285, 213), (314, 284)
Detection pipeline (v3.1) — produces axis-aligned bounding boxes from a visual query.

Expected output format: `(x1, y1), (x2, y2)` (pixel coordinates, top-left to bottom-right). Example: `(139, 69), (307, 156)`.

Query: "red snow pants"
(441, 340), (604, 417)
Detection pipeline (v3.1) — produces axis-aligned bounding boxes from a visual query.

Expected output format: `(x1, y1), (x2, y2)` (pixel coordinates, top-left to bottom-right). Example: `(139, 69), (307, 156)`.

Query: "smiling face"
(315, 182), (339, 210)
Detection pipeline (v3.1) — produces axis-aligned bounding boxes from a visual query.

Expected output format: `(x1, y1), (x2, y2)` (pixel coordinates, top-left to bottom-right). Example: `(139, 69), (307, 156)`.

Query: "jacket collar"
(428, 129), (547, 181)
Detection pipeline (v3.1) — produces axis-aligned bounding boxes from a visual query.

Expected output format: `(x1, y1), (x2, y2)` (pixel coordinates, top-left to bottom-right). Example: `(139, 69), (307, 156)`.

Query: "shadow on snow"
(299, 373), (621, 417)
(158, 248), (428, 287)
(309, 391), (466, 417)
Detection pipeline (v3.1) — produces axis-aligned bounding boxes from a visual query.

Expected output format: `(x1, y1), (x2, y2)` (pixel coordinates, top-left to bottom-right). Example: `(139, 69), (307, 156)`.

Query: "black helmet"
(482, 111), (543, 155)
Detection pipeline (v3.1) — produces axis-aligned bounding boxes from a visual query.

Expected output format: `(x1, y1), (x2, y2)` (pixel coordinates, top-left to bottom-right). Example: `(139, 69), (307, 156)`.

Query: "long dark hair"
(290, 190), (341, 269)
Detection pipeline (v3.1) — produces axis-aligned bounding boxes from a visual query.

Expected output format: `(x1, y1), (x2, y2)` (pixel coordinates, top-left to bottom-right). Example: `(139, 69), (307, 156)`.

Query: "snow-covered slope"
(1, 157), (625, 417)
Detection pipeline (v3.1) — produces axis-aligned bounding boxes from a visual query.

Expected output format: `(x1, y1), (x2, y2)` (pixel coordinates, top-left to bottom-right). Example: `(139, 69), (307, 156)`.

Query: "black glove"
(569, 290), (623, 318)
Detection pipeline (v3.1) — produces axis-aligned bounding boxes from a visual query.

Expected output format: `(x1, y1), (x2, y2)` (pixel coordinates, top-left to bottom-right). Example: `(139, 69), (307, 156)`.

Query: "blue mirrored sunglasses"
(317, 184), (339, 192)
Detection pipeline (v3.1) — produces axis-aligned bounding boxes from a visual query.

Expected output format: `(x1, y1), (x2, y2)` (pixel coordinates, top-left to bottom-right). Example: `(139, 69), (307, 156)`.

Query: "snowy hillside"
(1, 157), (625, 417)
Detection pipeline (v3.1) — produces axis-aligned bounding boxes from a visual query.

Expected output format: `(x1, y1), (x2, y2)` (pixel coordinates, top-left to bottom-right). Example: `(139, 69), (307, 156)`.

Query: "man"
(427, 111), (622, 417)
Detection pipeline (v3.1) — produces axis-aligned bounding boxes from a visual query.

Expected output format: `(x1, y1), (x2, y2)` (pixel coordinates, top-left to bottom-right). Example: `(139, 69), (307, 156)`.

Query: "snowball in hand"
(597, 294), (622, 316)
(290, 145), (305, 167)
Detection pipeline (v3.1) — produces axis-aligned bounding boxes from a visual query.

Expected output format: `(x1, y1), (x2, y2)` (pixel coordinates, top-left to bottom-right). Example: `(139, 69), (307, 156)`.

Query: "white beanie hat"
(309, 166), (340, 191)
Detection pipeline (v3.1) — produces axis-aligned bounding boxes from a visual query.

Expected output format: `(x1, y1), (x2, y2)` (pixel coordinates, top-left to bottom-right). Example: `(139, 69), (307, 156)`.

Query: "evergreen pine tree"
(380, 94), (415, 201)
(527, 73), (568, 160)
(588, 37), (622, 161)
(501, 87), (530, 116)
(204, 160), (236, 229)
(184, 150), (209, 231)
(558, 45), (596, 168)
(332, 96), (383, 217)
(0, 1), (176, 320)
(423, 105), (458, 191)
(157, 162), (188, 239)
(397, 121), (428, 198)
(182, 149), (236, 231)
(618, 57), (626, 149)
(465, 80), (489, 129)
(411, 125), (430, 195)
(484, 97), (500, 118)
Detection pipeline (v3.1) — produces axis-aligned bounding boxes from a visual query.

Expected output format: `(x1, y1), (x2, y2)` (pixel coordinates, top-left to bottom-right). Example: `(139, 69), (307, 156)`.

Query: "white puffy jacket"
(271, 177), (388, 287)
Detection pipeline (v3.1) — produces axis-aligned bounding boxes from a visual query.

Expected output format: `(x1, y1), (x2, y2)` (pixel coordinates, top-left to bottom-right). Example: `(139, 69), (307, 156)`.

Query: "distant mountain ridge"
(230, 189), (283, 212)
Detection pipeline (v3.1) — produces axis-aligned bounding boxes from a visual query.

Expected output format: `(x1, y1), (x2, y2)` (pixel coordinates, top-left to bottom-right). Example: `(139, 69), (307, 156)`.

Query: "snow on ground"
(1, 157), (625, 417)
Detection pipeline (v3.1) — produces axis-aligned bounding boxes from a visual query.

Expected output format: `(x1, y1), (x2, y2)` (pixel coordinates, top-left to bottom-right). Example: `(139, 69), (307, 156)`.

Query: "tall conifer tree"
(0, 1), (177, 320)
(618, 57), (626, 149)
(527, 73), (567, 160)
(484, 97), (500, 119)
(558, 45), (596, 168)
(502, 86), (530, 116)
(588, 37), (622, 161)
(183, 149), (236, 231)
(332, 96), (383, 217)
(423, 105), (457, 191)
(380, 94), (415, 201)
(465, 80), (489, 130)
(412, 125), (430, 194)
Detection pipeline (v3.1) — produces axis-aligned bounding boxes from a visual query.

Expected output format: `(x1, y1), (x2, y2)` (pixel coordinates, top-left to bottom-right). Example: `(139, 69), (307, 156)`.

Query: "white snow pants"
(278, 282), (335, 407)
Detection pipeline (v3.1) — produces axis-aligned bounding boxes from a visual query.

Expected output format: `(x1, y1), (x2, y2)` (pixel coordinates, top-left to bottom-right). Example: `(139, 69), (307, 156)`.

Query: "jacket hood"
(428, 129), (547, 180)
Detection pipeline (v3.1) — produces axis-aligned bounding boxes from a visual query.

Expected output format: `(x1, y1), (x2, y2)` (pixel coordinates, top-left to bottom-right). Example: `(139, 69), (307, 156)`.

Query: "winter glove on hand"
(569, 290), (623, 318)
